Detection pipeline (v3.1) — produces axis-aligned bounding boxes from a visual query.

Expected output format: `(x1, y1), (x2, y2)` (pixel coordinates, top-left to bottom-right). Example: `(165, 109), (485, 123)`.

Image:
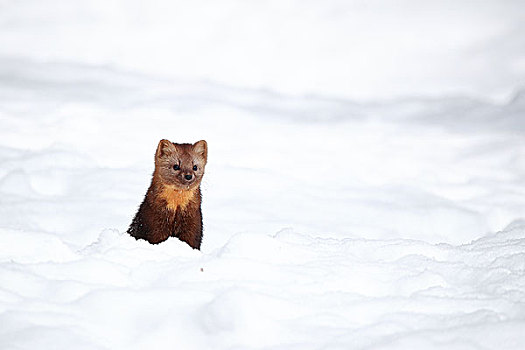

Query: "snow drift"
(1, 1), (525, 349)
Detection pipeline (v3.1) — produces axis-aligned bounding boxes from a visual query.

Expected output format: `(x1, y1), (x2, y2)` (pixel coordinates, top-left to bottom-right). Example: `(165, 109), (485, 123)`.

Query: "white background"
(1, 1), (524, 349)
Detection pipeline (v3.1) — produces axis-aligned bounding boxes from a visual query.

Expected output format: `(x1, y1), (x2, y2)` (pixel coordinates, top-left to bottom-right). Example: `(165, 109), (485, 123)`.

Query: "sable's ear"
(156, 139), (176, 159)
(193, 140), (207, 161)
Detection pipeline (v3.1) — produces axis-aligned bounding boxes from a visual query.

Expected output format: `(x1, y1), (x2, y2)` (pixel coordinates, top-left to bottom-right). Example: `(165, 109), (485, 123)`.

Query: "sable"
(127, 139), (207, 249)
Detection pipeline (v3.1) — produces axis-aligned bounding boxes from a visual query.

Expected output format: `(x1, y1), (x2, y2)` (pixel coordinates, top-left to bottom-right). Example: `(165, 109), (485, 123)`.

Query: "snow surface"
(1, 1), (525, 349)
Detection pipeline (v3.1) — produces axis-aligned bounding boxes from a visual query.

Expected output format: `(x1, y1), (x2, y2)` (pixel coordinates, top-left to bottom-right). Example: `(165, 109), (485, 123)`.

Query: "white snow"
(1, 1), (525, 349)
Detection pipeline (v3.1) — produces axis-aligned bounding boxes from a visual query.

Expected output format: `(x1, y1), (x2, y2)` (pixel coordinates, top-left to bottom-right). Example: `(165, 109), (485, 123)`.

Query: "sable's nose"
(184, 174), (193, 181)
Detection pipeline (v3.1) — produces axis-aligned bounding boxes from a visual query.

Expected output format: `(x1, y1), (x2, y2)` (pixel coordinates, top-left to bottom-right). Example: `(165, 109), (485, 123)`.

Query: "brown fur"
(127, 139), (207, 249)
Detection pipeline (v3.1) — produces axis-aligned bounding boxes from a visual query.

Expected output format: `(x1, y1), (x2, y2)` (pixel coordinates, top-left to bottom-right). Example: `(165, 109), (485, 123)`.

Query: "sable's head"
(154, 139), (207, 190)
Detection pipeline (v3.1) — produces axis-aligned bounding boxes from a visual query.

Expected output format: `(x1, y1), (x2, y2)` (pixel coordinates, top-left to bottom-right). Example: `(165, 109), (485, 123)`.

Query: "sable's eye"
(173, 164), (180, 170)
(193, 165), (198, 171)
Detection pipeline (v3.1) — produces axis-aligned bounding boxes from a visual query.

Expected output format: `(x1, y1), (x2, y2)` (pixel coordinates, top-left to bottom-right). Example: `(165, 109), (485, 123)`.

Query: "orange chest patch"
(159, 186), (196, 211)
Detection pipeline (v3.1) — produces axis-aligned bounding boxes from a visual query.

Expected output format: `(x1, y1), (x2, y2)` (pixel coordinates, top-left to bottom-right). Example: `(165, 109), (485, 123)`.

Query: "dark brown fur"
(127, 139), (207, 249)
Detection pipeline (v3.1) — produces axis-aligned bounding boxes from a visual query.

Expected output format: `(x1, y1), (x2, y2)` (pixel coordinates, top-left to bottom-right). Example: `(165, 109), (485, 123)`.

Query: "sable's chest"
(159, 185), (196, 212)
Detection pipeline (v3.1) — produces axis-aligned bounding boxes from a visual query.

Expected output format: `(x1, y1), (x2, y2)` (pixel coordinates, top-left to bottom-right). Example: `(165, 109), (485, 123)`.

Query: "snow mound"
(1, 224), (525, 349)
